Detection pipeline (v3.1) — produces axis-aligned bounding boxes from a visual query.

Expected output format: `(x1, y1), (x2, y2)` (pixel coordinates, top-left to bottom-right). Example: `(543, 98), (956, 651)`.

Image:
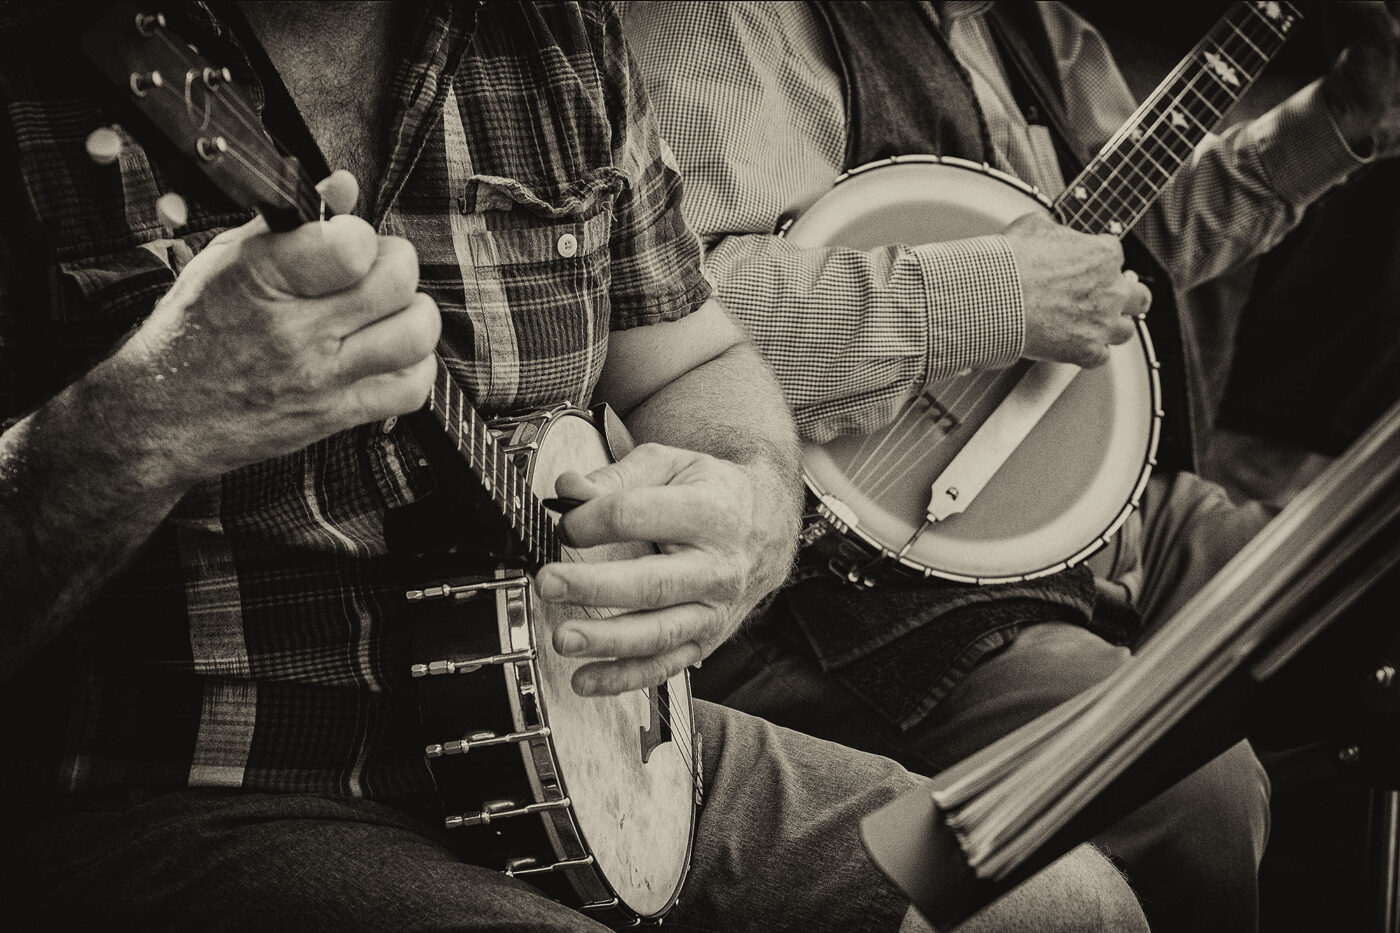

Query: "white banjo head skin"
(522, 412), (695, 916)
(786, 158), (1157, 583)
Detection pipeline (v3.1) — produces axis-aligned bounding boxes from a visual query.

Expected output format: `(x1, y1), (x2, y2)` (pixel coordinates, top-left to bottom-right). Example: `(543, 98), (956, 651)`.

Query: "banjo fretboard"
(1054, 1), (1300, 237)
(427, 359), (561, 568)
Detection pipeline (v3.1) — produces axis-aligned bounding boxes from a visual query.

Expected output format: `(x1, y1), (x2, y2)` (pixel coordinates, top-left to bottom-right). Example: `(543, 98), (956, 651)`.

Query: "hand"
(1320, 1), (1400, 157)
(536, 443), (793, 696)
(112, 171), (441, 485)
(1002, 213), (1151, 369)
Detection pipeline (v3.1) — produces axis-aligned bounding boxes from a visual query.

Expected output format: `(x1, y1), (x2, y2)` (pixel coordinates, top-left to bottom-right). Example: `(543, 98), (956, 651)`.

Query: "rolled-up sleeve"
(600, 4), (712, 330)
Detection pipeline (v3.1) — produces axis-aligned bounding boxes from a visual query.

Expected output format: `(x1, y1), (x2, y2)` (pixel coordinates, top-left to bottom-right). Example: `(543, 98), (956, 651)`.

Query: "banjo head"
(522, 412), (696, 918)
(784, 158), (1159, 583)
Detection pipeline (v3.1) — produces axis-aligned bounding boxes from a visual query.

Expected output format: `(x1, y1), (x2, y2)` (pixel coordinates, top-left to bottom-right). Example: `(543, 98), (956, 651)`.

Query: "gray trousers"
(697, 472), (1274, 933)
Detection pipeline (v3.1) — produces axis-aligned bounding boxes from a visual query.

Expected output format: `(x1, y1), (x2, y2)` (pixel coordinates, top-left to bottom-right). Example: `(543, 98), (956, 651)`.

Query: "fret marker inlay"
(1204, 51), (1241, 87)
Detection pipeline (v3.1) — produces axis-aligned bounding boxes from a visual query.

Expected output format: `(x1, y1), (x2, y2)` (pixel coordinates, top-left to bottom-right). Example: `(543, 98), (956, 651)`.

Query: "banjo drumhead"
(786, 160), (1157, 582)
(525, 412), (695, 917)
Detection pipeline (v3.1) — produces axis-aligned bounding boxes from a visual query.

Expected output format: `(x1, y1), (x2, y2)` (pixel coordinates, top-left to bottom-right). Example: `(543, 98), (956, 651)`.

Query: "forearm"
(622, 340), (803, 590)
(0, 353), (189, 678)
(1139, 82), (1367, 290)
(706, 232), (1023, 442)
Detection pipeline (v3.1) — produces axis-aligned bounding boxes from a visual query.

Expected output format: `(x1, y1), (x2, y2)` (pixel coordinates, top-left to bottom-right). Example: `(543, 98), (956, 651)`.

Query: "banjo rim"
(780, 156), (1163, 585)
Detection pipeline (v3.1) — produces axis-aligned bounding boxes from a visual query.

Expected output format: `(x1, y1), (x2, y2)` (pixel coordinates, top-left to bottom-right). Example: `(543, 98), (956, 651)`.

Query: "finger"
(554, 601), (719, 660)
(1001, 210), (1058, 236)
(572, 641), (704, 696)
(336, 292), (442, 381)
(241, 213), (380, 299)
(1076, 343), (1111, 369)
(339, 353), (437, 424)
(314, 235), (422, 336)
(556, 483), (736, 549)
(1105, 314), (1136, 347)
(316, 169), (360, 217)
(1130, 280), (1152, 317)
(536, 549), (730, 610)
(554, 443), (695, 500)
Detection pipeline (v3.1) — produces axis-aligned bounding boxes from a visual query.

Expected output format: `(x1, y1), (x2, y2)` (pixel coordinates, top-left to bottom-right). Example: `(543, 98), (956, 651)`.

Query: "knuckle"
(381, 236), (422, 296)
(603, 496), (646, 540)
(643, 572), (675, 609)
(654, 615), (686, 653)
(711, 555), (749, 604)
(407, 296), (443, 357)
(644, 657), (671, 687)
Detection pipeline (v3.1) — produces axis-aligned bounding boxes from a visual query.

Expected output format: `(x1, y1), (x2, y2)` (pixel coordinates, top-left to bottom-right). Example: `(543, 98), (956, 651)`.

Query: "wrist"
(1319, 76), (1378, 158)
(75, 342), (204, 495)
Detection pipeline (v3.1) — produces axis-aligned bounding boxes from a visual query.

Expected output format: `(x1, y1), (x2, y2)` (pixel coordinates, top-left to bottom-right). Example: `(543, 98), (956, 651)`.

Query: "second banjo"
(783, 1), (1300, 584)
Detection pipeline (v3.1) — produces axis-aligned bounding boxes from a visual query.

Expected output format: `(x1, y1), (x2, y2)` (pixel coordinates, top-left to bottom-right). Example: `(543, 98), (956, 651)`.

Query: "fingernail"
(537, 575), (565, 600)
(558, 629), (586, 654)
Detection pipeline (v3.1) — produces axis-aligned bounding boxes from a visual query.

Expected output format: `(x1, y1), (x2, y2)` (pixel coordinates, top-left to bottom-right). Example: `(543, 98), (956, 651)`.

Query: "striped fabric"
(622, 0), (1366, 444)
(0, 0), (709, 802)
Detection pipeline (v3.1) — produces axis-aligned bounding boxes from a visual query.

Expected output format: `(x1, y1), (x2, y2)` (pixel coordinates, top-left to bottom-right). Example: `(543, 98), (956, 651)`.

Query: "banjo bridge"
(639, 682), (673, 764)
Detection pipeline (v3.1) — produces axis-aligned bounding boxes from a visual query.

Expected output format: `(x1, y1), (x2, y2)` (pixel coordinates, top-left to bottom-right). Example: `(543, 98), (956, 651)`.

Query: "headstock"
(80, 3), (318, 231)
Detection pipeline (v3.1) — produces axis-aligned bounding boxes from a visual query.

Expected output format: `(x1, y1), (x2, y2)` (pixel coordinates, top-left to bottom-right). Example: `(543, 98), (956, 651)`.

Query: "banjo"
(83, 6), (697, 926)
(784, 1), (1301, 584)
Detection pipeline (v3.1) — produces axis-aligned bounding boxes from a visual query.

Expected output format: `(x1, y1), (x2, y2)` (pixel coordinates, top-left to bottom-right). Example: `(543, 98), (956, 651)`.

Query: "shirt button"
(381, 416), (398, 433)
(556, 232), (578, 258)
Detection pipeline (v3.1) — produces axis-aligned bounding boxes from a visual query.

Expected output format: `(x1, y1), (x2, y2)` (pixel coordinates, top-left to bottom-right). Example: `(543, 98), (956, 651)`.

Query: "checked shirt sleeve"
(623, 1), (1024, 444)
(1043, 2), (1368, 292)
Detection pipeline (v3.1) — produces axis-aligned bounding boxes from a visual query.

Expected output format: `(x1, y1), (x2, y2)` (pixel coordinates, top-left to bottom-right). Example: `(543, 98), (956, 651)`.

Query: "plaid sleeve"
(597, 2), (711, 330)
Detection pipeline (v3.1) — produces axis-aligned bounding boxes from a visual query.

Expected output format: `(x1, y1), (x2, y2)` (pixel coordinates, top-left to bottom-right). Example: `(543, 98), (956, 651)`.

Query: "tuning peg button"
(130, 70), (164, 97)
(85, 127), (123, 165)
(156, 192), (189, 229)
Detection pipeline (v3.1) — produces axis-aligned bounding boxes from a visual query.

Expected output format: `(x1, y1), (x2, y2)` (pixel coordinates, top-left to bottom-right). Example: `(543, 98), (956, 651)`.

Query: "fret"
(1134, 142), (1172, 184)
(1226, 19), (1266, 62)
(1209, 36), (1254, 81)
(1177, 81), (1223, 124)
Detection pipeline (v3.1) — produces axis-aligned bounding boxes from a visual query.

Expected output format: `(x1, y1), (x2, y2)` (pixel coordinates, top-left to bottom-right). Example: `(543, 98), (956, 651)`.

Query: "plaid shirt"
(622, 0), (1364, 443)
(0, 1), (708, 802)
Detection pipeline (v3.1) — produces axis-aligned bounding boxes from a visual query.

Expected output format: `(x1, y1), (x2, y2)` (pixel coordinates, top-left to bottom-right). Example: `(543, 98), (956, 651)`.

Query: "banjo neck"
(1053, 1), (1300, 238)
(425, 360), (561, 568)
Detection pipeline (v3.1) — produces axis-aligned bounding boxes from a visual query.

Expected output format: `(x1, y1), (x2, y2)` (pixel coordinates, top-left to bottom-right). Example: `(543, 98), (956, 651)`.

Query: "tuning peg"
(85, 127), (123, 165)
(130, 70), (164, 97)
(196, 136), (228, 161)
(156, 192), (188, 229)
(134, 12), (167, 36)
(201, 67), (232, 89)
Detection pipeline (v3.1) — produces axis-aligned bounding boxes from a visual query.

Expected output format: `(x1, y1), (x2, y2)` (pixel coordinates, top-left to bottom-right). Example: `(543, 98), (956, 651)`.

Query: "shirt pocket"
(429, 166), (624, 415)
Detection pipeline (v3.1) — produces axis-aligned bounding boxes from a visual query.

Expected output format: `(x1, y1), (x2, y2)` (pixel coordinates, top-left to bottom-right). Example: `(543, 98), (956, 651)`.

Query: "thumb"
(241, 212), (380, 298)
(1001, 210), (1058, 238)
(554, 443), (692, 499)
